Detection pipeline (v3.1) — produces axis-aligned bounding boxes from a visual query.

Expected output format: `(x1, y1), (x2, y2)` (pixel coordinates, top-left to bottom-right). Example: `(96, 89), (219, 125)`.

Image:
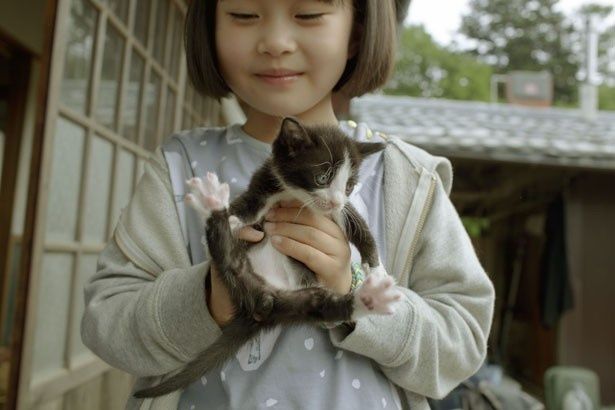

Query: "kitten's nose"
(332, 192), (345, 208)
(330, 199), (343, 209)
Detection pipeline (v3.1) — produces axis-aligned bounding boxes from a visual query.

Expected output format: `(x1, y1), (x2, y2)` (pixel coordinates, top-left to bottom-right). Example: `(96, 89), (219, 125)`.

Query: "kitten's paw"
(352, 275), (402, 320)
(185, 172), (230, 219)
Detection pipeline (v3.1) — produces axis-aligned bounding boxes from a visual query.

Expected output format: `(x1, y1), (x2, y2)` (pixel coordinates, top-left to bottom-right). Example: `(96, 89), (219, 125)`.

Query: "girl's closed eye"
(228, 12), (259, 21)
(295, 13), (326, 21)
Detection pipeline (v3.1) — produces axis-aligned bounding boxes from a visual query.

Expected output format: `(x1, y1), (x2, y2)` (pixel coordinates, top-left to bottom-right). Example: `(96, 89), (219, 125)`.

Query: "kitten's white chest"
(247, 237), (301, 290)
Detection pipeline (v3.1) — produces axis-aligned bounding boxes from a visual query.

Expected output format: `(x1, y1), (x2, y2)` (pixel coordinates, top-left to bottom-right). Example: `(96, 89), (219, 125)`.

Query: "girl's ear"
(356, 141), (385, 159)
(275, 117), (312, 157)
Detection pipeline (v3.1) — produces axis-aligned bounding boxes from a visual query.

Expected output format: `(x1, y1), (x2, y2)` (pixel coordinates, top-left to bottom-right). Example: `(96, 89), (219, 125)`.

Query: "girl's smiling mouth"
(255, 69), (304, 85)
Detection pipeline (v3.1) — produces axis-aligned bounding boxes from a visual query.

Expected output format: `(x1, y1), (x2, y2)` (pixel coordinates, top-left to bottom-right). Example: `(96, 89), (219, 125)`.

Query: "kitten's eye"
(315, 173), (329, 186)
(345, 182), (354, 195)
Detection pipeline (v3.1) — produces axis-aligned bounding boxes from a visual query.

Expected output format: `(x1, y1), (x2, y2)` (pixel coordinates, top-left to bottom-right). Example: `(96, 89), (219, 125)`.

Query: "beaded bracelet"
(320, 262), (366, 329)
(350, 261), (366, 292)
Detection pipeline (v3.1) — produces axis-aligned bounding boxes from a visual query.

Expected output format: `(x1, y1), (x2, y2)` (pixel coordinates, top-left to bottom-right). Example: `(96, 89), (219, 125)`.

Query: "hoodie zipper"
(402, 173), (437, 277)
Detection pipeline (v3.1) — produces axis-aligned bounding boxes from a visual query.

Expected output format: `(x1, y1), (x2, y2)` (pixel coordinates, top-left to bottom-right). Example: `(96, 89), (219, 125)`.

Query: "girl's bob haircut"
(184, 0), (397, 99)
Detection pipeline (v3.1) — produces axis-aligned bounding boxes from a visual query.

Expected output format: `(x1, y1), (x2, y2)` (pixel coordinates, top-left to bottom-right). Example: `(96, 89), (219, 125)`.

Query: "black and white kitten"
(134, 118), (402, 398)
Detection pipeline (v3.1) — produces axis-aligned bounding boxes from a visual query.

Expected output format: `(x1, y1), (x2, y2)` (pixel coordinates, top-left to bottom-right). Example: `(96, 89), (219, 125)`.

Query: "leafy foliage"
(460, 0), (581, 105)
(384, 25), (492, 101)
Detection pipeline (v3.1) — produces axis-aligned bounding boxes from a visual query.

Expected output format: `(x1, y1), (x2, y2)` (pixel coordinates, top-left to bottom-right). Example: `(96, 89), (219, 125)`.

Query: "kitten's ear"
(356, 141), (385, 159)
(275, 117), (311, 157)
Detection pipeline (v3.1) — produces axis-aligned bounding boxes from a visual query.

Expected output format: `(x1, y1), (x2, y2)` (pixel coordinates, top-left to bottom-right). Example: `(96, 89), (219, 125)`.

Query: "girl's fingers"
(271, 235), (333, 274)
(264, 222), (340, 256)
(236, 226), (265, 242)
(265, 206), (342, 239)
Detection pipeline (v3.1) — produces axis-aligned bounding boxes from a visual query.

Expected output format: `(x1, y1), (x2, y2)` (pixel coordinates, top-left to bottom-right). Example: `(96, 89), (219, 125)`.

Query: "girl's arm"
(328, 173), (495, 399)
(80, 148), (224, 377)
(81, 240), (222, 377)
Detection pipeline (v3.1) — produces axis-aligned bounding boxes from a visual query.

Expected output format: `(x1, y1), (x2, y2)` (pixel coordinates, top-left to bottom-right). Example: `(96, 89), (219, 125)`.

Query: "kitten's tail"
(133, 318), (258, 398)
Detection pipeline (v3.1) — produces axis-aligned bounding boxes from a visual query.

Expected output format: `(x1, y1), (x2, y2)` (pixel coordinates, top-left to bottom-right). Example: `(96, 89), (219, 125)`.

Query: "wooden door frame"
(2, 0), (59, 408)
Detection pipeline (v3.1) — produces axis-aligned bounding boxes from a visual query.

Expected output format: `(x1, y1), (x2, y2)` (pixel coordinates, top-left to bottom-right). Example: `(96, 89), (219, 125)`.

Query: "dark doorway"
(0, 33), (32, 410)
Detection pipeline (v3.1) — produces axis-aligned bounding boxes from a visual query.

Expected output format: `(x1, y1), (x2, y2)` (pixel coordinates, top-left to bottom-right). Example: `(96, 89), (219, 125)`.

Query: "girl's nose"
(256, 21), (297, 57)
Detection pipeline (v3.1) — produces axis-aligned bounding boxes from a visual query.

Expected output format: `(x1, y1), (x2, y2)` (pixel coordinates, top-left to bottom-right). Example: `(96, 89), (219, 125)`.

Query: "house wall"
(560, 172), (615, 404)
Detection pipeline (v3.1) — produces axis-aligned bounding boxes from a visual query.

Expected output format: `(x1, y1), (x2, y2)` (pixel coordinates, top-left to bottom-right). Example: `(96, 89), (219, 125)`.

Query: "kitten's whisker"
(294, 198), (318, 223)
(311, 161), (332, 168)
(317, 134), (334, 164)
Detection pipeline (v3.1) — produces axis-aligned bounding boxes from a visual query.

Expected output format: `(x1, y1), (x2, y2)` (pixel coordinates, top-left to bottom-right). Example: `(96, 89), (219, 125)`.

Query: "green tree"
(384, 25), (492, 101)
(460, 0), (580, 105)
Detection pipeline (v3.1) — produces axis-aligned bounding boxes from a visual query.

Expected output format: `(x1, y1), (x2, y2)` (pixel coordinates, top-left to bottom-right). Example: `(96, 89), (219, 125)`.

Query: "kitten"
(134, 118), (402, 398)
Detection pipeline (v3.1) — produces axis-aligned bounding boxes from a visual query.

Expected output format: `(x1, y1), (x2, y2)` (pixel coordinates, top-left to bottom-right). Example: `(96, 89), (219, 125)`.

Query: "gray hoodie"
(81, 130), (495, 410)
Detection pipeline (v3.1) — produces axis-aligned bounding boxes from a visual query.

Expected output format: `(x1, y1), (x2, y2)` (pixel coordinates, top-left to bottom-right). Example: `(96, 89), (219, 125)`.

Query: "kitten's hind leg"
(272, 287), (355, 324)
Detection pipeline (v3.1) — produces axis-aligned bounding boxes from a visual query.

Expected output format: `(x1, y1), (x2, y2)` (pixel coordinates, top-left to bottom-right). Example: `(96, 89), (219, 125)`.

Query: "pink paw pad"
(185, 172), (230, 217)
(353, 273), (402, 317)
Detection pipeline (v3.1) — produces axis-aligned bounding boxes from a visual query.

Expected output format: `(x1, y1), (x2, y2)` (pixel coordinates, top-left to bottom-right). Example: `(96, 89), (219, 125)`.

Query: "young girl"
(81, 0), (495, 409)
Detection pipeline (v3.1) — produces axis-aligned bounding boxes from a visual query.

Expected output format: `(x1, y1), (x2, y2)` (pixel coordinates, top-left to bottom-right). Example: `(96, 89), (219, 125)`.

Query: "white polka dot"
(190, 405), (195, 410)
(370, 170), (377, 178)
(200, 140), (207, 146)
(265, 398), (278, 407)
(334, 350), (343, 360)
(382, 398), (387, 408)
(231, 177), (237, 183)
(352, 379), (361, 389)
(221, 156), (227, 162)
(220, 371), (226, 381)
(304, 337), (314, 350)
(201, 376), (207, 386)
(191, 161), (198, 169)
(201, 235), (207, 246)
(319, 370), (326, 378)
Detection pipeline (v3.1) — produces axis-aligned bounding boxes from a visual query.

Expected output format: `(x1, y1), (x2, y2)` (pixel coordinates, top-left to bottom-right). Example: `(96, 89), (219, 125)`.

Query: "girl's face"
(215, 0), (355, 122)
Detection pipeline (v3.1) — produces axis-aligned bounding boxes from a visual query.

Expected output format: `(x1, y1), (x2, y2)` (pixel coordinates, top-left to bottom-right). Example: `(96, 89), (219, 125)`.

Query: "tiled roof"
(351, 95), (615, 170)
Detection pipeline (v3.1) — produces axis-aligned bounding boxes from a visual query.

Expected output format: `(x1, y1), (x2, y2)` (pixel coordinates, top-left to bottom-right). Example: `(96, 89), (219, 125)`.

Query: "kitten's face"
(272, 118), (384, 214)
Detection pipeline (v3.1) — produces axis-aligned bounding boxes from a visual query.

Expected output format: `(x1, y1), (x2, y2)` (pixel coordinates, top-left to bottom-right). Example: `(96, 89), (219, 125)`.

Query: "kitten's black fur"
(134, 118), (388, 398)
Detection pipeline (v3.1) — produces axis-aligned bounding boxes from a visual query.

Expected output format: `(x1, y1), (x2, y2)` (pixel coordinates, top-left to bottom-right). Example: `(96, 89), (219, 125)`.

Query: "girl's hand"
(206, 225), (264, 327)
(264, 200), (352, 295)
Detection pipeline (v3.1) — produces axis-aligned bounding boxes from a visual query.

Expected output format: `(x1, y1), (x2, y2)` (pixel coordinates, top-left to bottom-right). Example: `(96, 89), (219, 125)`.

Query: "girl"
(81, 0), (495, 409)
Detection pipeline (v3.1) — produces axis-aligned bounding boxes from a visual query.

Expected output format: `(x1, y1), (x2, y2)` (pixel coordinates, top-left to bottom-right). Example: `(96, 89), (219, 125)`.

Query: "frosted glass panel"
(152, 0), (169, 66)
(70, 253), (99, 364)
(143, 70), (161, 152)
(45, 118), (85, 242)
(31, 253), (73, 384)
(102, 0), (129, 24)
(96, 24), (125, 131)
(83, 135), (113, 243)
(164, 87), (176, 138)
(167, 5), (182, 80)
(110, 149), (135, 227)
(122, 50), (145, 142)
(60, 0), (98, 114)
(182, 110), (191, 131)
(184, 76), (192, 105)
(133, 0), (151, 47)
